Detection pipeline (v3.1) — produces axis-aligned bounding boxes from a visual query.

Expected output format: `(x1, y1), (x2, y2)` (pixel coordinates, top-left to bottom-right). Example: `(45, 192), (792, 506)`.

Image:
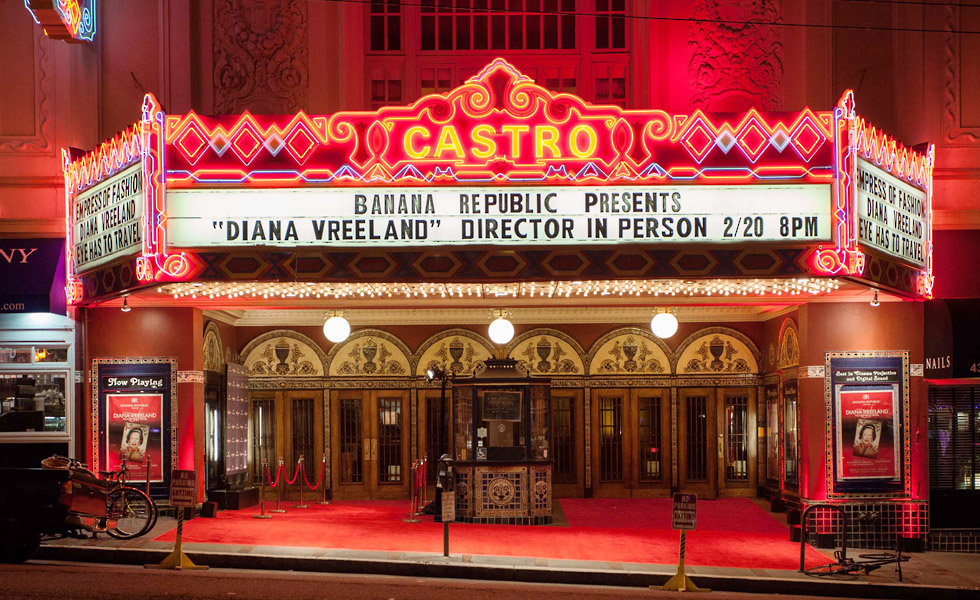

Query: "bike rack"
(799, 504), (848, 572)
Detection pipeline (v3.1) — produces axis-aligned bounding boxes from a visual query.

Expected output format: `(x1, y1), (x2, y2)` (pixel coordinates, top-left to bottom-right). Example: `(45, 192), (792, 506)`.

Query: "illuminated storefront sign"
(24, 0), (96, 43)
(70, 164), (143, 273)
(166, 184), (831, 248)
(856, 158), (928, 270)
(61, 58), (936, 302)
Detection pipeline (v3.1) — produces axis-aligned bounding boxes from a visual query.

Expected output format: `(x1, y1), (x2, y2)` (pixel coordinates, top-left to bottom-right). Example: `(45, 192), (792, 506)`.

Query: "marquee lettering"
(401, 123), (601, 162)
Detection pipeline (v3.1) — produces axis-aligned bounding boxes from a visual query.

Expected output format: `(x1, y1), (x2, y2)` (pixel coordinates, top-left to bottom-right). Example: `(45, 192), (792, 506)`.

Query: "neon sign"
(809, 90), (933, 296)
(24, 0), (96, 43)
(163, 59), (836, 186)
(61, 59), (934, 302)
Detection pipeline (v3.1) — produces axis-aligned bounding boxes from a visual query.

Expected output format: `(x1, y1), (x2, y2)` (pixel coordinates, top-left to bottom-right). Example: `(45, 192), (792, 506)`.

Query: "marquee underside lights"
(158, 278), (841, 301)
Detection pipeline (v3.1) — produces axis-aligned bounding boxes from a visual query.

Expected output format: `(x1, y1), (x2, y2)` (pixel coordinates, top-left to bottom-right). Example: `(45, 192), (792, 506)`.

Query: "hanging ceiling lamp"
(487, 309), (515, 345)
(650, 309), (678, 339)
(323, 311), (351, 343)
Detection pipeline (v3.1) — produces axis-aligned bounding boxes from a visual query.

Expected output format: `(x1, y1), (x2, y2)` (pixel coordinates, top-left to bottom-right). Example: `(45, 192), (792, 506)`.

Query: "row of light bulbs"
(159, 278), (840, 301)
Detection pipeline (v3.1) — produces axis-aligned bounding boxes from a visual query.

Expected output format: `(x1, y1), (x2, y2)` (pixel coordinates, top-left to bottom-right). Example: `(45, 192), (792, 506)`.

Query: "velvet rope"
(302, 457), (324, 491)
(265, 461), (283, 488)
(283, 459), (301, 486)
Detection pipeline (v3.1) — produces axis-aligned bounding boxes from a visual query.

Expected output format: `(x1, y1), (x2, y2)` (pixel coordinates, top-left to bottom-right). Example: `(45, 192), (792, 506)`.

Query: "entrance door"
(551, 389), (585, 498)
(248, 389), (324, 499)
(331, 389), (411, 500)
(678, 387), (757, 498)
(419, 388), (452, 492)
(591, 388), (671, 497)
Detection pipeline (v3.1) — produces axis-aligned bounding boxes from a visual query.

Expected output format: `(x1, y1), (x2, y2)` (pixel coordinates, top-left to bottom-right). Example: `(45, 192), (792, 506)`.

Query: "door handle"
(371, 438), (378, 461)
(363, 438), (371, 460)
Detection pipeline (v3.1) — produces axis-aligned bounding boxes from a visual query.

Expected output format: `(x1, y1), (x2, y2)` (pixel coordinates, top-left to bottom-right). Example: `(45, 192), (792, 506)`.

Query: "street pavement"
(1, 560), (959, 600)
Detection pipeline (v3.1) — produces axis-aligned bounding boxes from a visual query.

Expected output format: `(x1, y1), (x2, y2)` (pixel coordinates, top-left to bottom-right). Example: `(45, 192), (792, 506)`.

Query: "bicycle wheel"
(107, 487), (154, 539)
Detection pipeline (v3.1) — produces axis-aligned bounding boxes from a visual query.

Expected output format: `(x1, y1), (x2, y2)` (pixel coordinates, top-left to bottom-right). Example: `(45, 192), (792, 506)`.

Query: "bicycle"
(802, 510), (910, 581)
(99, 459), (159, 539)
(42, 456), (158, 540)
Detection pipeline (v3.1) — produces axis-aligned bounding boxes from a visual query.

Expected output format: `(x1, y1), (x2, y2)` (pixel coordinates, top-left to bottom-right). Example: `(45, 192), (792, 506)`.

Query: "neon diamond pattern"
(789, 118), (825, 162)
(735, 120), (771, 163)
(230, 122), (263, 165)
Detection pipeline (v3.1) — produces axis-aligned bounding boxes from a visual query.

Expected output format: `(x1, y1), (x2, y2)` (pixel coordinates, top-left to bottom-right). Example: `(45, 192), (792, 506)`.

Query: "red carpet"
(156, 499), (825, 571)
(561, 498), (789, 533)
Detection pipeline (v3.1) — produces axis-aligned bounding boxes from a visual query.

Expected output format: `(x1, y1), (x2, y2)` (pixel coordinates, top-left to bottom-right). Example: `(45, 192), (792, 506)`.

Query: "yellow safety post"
(146, 508), (208, 570)
(660, 529), (703, 591)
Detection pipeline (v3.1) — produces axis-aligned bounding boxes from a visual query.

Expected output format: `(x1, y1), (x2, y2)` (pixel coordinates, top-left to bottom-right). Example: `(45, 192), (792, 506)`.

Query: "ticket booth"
(451, 357), (553, 524)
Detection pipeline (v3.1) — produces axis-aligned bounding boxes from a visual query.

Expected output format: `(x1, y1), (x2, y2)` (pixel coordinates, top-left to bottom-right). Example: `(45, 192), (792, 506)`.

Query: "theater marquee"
(166, 184), (831, 248)
(61, 58), (935, 302)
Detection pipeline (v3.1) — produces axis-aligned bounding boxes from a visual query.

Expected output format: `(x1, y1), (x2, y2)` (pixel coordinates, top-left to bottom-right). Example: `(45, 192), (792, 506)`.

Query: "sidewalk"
(37, 516), (980, 600)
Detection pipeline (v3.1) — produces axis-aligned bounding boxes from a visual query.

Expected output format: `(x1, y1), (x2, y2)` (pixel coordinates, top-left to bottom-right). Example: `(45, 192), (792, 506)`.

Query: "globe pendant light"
(488, 316), (515, 345)
(323, 314), (351, 343)
(651, 311), (678, 339)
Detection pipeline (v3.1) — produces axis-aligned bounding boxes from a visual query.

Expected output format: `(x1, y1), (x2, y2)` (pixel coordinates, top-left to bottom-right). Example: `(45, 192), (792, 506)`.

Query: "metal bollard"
(269, 458), (287, 513)
(403, 460), (421, 523)
(295, 456), (308, 508)
(316, 455), (331, 505)
(253, 459), (272, 519)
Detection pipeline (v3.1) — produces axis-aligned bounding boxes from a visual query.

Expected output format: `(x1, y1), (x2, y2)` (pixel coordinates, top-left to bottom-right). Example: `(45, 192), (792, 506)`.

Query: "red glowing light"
(162, 59), (835, 188)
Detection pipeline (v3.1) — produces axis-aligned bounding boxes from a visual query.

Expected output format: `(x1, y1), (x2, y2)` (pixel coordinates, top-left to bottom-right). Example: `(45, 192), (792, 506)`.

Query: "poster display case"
(825, 351), (910, 497)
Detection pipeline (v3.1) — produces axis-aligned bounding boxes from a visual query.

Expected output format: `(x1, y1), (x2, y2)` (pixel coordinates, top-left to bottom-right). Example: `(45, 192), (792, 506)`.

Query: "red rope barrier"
(265, 461), (283, 488)
(283, 459), (301, 486)
(302, 456), (324, 491)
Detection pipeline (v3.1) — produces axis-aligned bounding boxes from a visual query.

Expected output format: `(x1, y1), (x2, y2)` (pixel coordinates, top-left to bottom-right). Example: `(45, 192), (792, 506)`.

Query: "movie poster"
(836, 387), (899, 480)
(827, 352), (907, 495)
(105, 393), (164, 482)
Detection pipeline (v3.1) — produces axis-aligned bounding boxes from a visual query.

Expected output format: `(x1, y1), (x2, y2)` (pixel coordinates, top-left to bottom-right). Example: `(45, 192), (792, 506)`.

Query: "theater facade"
(64, 58), (934, 545)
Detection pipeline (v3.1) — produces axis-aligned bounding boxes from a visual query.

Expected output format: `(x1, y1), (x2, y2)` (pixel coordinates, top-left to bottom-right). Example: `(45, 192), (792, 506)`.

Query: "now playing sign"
(672, 493), (697, 530)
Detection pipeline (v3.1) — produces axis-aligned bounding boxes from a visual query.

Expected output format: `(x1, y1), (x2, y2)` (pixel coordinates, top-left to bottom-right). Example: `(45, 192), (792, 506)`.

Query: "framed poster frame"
(91, 357), (178, 491)
(824, 351), (910, 498)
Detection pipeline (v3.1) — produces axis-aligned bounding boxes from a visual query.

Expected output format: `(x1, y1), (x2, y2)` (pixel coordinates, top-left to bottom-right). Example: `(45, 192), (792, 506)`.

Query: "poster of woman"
(836, 386), (899, 480)
(852, 419), (881, 459)
(120, 422), (149, 462)
(105, 394), (164, 482)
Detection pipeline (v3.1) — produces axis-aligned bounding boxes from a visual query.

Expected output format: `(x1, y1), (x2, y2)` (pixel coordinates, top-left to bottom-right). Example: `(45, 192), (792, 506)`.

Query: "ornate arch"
(778, 318), (800, 369)
(414, 329), (494, 377)
(586, 327), (672, 375)
(327, 329), (413, 377)
(241, 329), (328, 377)
(508, 328), (586, 375)
(674, 327), (760, 375)
(203, 321), (225, 373)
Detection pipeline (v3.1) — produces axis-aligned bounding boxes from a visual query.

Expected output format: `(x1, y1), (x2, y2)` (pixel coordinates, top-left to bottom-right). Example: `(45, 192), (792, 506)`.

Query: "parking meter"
(435, 454), (453, 522)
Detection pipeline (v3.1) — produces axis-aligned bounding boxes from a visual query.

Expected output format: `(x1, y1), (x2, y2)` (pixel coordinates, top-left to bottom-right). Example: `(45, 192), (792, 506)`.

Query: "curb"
(35, 544), (980, 600)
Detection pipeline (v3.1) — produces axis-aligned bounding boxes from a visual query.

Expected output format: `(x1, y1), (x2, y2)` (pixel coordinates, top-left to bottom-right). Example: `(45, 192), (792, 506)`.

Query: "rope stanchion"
(315, 455), (331, 505)
(269, 458), (287, 513)
(254, 459), (272, 519)
(403, 459), (421, 523)
(419, 456), (428, 509)
(144, 456), (152, 497)
(294, 456), (309, 508)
